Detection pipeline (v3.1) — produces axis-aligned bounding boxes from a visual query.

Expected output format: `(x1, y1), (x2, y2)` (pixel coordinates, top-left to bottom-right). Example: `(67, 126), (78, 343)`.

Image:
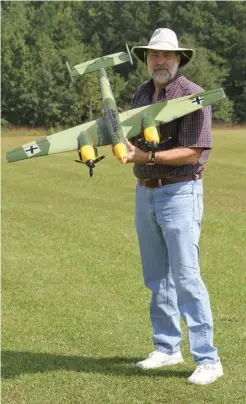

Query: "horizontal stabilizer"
(70, 50), (131, 78)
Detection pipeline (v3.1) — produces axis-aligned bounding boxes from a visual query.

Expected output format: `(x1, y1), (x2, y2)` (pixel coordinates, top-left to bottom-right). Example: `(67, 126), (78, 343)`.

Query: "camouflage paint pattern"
(120, 88), (226, 138)
(6, 119), (111, 163)
(99, 68), (125, 146)
(6, 88), (226, 163)
(72, 52), (131, 77)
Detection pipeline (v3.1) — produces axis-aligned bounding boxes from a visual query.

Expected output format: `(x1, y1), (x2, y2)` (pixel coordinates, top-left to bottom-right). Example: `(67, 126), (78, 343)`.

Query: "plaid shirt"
(132, 72), (212, 179)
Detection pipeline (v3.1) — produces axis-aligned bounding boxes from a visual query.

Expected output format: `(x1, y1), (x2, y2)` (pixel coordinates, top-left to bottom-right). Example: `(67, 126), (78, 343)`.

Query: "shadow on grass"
(2, 351), (191, 379)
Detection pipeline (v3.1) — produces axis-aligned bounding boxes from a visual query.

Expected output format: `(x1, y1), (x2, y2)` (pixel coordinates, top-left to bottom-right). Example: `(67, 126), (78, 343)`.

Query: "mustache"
(153, 65), (169, 71)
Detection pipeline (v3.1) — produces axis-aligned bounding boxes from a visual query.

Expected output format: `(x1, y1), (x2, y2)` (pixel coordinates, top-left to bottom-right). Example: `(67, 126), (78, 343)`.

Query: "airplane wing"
(6, 117), (112, 163)
(120, 88), (226, 138)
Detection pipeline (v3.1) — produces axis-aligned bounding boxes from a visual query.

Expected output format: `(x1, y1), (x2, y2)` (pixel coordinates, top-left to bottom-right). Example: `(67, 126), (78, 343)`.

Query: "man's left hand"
(125, 139), (150, 164)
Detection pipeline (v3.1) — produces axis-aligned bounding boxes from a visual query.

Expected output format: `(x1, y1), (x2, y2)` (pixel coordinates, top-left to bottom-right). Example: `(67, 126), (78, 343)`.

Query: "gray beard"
(152, 70), (172, 84)
(152, 63), (179, 85)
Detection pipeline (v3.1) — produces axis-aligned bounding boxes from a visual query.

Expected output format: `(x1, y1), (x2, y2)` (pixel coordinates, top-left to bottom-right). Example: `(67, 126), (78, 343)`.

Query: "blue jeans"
(135, 179), (218, 364)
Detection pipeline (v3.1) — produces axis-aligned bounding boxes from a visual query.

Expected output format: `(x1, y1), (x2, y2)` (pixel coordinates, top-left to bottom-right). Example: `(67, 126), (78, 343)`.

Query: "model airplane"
(6, 45), (226, 177)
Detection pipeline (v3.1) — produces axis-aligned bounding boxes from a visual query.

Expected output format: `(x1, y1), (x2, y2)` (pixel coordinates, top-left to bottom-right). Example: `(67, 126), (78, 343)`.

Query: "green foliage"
(181, 34), (234, 122)
(1, 118), (11, 129)
(1, 1), (246, 125)
(120, 63), (150, 109)
(1, 2), (34, 124)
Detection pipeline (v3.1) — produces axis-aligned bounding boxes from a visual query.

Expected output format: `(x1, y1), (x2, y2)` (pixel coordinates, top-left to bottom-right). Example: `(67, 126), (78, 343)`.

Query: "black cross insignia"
(25, 145), (39, 154)
(192, 96), (204, 105)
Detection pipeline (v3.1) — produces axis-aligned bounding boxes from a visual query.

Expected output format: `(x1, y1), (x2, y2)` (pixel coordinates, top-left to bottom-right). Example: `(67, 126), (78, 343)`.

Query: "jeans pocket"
(193, 192), (203, 222)
(163, 181), (193, 196)
(197, 193), (204, 221)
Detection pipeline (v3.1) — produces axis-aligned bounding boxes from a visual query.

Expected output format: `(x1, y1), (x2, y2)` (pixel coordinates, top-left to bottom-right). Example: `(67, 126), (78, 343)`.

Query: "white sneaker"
(136, 350), (184, 370)
(187, 360), (224, 385)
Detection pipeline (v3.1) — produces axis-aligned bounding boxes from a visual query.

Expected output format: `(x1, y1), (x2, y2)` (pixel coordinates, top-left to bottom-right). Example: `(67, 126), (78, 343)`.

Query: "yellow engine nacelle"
(114, 143), (127, 163)
(143, 126), (160, 144)
(80, 145), (96, 163)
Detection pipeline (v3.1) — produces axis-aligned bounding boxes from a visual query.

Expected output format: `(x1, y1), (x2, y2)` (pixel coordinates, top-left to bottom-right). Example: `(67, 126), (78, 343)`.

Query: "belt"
(138, 173), (202, 188)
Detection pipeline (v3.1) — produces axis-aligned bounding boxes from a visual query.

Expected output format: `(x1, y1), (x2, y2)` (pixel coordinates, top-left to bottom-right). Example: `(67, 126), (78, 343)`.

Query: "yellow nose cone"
(80, 145), (96, 163)
(114, 143), (127, 163)
(144, 127), (160, 143)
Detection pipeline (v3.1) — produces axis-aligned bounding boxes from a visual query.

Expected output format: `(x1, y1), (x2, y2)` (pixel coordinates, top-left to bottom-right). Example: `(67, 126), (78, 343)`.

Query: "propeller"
(137, 136), (159, 151)
(137, 135), (172, 151)
(74, 148), (105, 177)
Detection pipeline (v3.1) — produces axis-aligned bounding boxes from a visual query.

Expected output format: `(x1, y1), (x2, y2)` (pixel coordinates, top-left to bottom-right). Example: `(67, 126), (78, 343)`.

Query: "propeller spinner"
(75, 147), (105, 177)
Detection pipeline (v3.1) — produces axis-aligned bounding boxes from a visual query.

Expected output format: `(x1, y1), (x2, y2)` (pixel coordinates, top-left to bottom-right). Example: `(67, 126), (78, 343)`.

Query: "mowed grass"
(1, 128), (246, 404)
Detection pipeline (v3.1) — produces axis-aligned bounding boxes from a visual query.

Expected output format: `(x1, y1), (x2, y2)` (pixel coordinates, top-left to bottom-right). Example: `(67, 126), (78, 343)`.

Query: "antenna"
(126, 43), (133, 65)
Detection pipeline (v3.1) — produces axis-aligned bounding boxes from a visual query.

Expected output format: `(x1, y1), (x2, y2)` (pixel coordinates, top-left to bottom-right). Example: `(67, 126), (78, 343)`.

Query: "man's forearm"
(124, 139), (203, 165)
(154, 147), (202, 166)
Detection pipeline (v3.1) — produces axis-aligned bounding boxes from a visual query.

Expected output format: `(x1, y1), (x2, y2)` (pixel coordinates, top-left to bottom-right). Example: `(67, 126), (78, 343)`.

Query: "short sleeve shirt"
(132, 72), (212, 179)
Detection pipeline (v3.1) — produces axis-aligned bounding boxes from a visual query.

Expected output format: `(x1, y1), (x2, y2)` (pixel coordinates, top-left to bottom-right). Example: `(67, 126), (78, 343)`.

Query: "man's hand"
(125, 139), (150, 164)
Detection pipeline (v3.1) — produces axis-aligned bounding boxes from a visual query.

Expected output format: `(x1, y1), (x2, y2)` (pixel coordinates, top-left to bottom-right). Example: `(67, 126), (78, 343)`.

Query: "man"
(125, 28), (223, 385)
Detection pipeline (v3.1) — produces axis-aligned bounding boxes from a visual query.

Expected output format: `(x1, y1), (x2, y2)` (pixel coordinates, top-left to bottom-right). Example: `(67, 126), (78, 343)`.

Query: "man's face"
(146, 50), (181, 85)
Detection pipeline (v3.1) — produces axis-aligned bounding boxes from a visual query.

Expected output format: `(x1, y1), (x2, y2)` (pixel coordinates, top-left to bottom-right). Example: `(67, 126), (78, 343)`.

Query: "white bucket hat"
(131, 28), (195, 68)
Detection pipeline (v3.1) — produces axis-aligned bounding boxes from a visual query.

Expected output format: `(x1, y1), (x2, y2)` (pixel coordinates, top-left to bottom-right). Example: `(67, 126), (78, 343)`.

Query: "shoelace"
(194, 364), (213, 374)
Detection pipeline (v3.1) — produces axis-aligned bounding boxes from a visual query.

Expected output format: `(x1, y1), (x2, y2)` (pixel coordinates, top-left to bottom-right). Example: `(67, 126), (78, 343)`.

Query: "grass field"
(1, 128), (246, 403)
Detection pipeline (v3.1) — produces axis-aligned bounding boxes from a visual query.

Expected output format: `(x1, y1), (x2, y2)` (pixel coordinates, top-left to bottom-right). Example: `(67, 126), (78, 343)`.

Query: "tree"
(1, 1), (245, 125)
(1, 1), (35, 124)
(180, 34), (233, 122)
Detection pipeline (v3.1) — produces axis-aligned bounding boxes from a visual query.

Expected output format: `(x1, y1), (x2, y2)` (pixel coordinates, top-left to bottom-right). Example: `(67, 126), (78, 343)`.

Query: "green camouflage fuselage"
(99, 68), (125, 146)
